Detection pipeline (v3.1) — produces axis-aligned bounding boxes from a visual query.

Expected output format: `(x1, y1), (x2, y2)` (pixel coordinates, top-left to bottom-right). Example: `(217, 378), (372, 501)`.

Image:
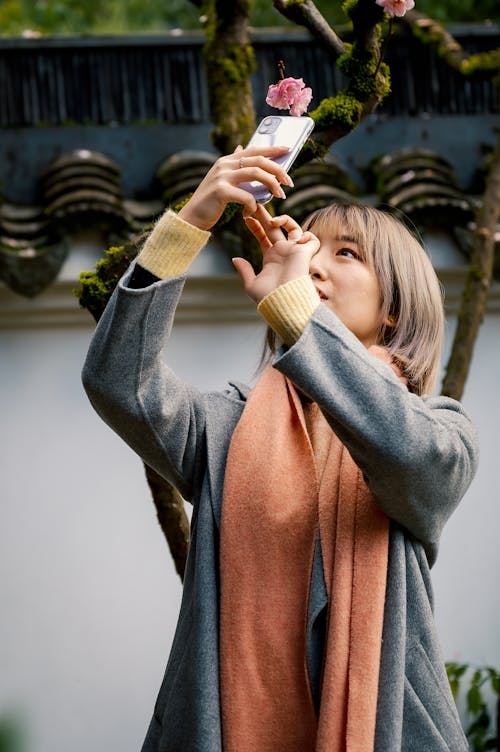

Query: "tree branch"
(272, 0), (346, 58)
(202, 0), (257, 153)
(347, 0), (390, 115)
(402, 10), (500, 76)
(144, 465), (190, 580)
(291, 0), (389, 159)
(441, 123), (500, 400)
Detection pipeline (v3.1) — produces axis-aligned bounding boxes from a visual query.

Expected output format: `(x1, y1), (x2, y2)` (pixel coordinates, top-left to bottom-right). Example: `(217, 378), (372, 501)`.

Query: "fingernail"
(278, 187), (286, 199)
(284, 175), (294, 187)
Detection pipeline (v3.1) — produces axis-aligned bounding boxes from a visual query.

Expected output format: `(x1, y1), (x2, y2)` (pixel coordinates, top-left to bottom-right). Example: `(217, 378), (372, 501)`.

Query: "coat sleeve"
(274, 305), (479, 562)
(81, 268), (209, 502)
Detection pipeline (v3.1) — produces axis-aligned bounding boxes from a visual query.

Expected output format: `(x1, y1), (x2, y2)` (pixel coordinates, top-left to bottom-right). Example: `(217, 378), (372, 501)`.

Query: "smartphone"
(239, 115), (314, 204)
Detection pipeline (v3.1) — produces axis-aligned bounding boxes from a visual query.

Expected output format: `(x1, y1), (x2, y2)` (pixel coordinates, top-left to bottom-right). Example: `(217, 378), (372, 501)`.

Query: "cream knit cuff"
(257, 276), (320, 346)
(136, 209), (211, 278)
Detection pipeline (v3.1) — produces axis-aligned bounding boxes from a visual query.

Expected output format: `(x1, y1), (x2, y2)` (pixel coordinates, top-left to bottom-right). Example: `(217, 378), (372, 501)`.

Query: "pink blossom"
(375, 0), (415, 17)
(266, 77), (313, 117)
(289, 86), (313, 116)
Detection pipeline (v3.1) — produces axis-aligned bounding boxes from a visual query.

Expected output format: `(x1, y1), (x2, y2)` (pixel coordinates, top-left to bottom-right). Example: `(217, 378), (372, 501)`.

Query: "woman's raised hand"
(232, 204), (320, 305)
(177, 146), (294, 231)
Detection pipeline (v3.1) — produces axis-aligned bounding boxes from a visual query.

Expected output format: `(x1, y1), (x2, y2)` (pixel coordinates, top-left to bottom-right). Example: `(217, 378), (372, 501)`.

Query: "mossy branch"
(274, 0), (389, 159)
(202, 0), (257, 154)
(272, 0), (347, 57)
(403, 10), (500, 76)
(76, 238), (142, 322)
(441, 123), (500, 400)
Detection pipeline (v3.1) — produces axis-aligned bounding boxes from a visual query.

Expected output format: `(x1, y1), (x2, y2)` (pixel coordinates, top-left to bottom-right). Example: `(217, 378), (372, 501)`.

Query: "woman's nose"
(309, 254), (327, 280)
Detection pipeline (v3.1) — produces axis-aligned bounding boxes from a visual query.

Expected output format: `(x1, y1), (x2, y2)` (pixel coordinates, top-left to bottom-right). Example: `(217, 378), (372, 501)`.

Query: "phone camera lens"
(258, 115), (281, 135)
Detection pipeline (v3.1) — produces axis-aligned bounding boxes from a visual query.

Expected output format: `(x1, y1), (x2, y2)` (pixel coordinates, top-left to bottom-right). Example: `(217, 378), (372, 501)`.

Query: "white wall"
(433, 313), (500, 665)
(0, 265), (498, 751)
(0, 284), (267, 752)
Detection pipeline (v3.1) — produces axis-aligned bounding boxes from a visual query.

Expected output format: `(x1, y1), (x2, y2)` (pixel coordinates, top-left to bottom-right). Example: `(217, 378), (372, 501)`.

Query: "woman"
(82, 145), (478, 751)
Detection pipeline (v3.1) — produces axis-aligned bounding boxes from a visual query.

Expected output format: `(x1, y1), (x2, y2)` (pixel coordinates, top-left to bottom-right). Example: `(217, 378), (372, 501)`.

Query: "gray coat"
(82, 268), (479, 752)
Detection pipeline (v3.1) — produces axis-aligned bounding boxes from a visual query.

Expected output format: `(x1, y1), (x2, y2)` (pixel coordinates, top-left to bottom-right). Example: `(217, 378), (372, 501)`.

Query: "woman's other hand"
(232, 204), (320, 304)
(177, 146), (293, 231)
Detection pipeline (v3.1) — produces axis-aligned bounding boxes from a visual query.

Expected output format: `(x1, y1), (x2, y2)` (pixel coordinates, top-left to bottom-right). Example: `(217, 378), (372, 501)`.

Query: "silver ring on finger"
(239, 157), (245, 169)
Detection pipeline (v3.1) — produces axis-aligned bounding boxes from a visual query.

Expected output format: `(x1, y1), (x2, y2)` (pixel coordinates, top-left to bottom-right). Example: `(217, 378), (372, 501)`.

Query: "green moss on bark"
(202, 0), (256, 153)
(460, 50), (500, 75)
(409, 17), (500, 76)
(343, 0), (385, 27)
(338, 48), (391, 99)
(311, 93), (364, 130)
(75, 239), (142, 322)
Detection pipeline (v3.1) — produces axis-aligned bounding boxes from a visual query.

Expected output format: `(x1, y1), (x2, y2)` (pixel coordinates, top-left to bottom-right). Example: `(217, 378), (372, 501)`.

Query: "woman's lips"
(315, 286), (328, 301)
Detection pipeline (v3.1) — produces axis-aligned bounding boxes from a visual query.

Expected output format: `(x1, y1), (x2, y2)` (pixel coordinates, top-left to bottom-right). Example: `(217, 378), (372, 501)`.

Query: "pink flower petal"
(375, 0), (414, 17)
(266, 77), (312, 116)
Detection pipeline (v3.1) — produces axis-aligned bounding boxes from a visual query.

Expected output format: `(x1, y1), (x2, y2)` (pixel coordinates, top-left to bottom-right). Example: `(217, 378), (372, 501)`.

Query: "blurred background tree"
(0, 0), (498, 36)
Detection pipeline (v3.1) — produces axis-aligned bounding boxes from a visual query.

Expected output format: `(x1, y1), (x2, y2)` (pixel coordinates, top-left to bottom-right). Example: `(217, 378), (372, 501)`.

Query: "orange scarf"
(220, 367), (389, 751)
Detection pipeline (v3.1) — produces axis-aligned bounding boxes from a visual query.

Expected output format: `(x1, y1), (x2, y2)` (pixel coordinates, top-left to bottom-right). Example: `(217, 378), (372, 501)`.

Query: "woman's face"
(309, 227), (387, 348)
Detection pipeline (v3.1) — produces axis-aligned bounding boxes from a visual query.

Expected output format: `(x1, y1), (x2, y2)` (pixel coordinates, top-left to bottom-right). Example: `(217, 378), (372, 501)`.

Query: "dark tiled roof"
(0, 148), (160, 296)
(0, 146), (480, 297)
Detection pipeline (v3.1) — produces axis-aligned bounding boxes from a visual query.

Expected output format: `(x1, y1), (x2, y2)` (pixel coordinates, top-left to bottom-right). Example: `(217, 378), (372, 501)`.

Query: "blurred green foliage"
(447, 663), (500, 751)
(0, 0), (497, 36)
(417, 0), (499, 24)
(0, 716), (24, 752)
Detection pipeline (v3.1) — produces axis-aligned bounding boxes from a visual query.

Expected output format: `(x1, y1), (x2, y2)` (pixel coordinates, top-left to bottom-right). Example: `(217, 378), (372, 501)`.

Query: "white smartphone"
(239, 115), (314, 204)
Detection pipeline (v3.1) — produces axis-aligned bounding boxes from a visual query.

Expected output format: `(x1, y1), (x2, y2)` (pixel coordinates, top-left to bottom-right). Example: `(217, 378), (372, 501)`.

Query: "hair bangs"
(303, 204), (375, 264)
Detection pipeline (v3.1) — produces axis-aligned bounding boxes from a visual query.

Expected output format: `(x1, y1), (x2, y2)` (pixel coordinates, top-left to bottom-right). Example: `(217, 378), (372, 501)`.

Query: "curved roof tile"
(0, 146), (490, 297)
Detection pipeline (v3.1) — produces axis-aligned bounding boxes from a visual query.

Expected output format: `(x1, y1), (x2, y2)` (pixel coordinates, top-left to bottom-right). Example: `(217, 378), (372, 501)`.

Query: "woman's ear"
(379, 315), (397, 346)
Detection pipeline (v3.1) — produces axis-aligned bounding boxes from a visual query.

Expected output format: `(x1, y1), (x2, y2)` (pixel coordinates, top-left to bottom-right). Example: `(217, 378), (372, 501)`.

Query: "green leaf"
(486, 667), (500, 695)
(446, 662), (468, 679)
(471, 668), (483, 685)
(467, 710), (492, 752)
(467, 684), (483, 716)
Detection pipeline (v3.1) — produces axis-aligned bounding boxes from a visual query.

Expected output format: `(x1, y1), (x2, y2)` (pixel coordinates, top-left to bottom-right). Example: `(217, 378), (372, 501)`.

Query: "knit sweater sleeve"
(133, 209), (211, 282)
(257, 275), (320, 345)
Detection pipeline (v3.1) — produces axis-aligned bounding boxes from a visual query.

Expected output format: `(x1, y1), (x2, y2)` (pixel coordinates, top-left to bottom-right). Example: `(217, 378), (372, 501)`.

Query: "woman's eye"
(338, 247), (358, 259)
